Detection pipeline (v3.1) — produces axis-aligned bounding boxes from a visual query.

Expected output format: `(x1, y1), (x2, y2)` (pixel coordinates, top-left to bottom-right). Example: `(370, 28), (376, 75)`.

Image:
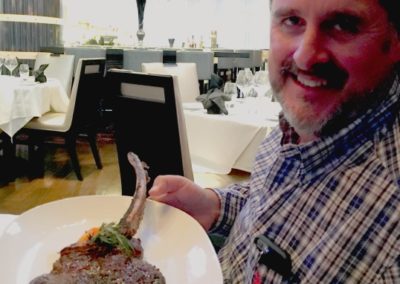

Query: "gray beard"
(272, 71), (396, 138)
(276, 97), (332, 137)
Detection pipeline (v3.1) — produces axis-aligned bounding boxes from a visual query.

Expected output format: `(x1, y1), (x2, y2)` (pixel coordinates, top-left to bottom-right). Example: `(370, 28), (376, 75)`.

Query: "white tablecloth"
(0, 76), (69, 138)
(184, 98), (280, 174)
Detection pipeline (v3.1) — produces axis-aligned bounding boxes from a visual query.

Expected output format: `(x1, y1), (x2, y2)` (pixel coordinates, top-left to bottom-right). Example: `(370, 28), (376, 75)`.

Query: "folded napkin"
(33, 64), (48, 83)
(196, 89), (231, 115)
(209, 73), (224, 89)
(196, 73), (231, 114)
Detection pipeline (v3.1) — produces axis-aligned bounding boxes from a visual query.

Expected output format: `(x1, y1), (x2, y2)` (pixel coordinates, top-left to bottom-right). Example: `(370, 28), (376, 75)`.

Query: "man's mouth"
(281, 61), (348, 90)
(295, 73), (328, 88)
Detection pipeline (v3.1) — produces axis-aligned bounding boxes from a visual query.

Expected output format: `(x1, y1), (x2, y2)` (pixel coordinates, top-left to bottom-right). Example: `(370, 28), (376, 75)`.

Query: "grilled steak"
(30, 237), (165, 284)
(30, 153), (165, 284)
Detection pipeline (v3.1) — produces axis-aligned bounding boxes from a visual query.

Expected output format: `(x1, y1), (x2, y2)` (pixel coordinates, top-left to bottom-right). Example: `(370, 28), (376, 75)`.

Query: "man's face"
(268, 0), (400, 139)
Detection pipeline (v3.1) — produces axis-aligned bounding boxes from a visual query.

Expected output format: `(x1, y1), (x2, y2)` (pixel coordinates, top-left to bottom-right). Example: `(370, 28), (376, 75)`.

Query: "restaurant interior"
(0, 0), (281, 281)
(0, 0), (277, 215)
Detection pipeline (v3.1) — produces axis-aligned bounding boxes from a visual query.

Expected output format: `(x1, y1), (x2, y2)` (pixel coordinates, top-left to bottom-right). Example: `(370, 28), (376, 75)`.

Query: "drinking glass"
(223, 82), (238, 113)
(0, 57), (5, 75)
(253, 70), (271, 98)
(236, 70), (251, 98)
(19, 64), (30, 80)
(244, 68), (254, 84)
(224, 81), (237, 99)
(5, 56), (18, 76)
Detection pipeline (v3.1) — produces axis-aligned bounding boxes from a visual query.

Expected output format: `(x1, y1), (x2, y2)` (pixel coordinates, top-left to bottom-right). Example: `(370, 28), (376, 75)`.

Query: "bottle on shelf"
(199, 36), (204, 49)
(210, 30), (217, 49)
(190, 35), (196, 48)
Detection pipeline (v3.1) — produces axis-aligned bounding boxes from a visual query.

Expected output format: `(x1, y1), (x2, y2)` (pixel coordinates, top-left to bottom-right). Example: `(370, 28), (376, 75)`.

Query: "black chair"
(0, 131), (15, 184)
(15, 58), (105, 180)
(107, 69), (193, 196)
(106, 48), (124, 70)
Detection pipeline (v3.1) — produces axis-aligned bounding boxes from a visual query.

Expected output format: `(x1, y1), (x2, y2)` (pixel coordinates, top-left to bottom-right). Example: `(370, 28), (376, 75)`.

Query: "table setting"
(186, 68), (279, 123)
(0, 62), (69, 138)
(183, 71), (280, 174)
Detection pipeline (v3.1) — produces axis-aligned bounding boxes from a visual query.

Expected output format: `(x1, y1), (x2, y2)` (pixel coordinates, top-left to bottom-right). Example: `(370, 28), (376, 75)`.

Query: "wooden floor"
(0, 139), (250, 215)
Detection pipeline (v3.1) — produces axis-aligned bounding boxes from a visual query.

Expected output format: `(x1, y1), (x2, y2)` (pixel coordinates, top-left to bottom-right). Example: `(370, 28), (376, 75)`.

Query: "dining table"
(0, 75), (69, 138)
(183, 97), (281, 174)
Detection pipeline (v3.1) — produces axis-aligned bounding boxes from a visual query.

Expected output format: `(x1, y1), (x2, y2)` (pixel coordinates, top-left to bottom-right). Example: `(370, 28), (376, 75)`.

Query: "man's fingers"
(148, 189), (180, 208)
(149, 175), (185, 196)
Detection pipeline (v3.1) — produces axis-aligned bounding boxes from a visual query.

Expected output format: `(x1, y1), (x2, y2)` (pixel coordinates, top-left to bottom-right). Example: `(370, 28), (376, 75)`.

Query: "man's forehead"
(271, 0), (378, 18)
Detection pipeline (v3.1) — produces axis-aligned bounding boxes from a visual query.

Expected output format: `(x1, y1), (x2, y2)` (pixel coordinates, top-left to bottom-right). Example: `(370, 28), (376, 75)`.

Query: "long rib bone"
(118, 152), (150, 238)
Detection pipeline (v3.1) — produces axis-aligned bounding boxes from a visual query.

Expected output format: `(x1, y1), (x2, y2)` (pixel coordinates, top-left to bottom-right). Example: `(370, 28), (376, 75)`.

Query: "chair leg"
(87, 130), (103, 169)
(199, 80), (205, 94)
(0, 134), (15, 183)
(65, 135), (83, 181)
(28, 136), (45, 179)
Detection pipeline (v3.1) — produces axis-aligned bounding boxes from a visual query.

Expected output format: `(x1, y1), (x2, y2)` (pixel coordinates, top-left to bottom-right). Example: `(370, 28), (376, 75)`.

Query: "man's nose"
(293, 27), (330, 71)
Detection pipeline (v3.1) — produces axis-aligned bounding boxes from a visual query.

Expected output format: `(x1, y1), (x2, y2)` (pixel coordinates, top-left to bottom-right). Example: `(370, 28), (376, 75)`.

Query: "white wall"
(62, 0), (270, 49)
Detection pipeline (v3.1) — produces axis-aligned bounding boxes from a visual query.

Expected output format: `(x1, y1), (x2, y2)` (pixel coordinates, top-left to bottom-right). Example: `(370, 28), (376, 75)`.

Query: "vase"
(136, 0), (146, 47)
(136, 28), (145, 48)
(168, 38), (175, 48)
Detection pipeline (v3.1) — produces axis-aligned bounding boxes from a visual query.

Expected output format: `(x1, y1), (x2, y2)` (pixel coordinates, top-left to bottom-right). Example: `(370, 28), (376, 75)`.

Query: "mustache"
(280, 60), (348, 89)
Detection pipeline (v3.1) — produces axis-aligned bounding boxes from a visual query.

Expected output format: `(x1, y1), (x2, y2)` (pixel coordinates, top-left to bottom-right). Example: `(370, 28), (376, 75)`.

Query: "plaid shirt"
(211, 72), (400, 283)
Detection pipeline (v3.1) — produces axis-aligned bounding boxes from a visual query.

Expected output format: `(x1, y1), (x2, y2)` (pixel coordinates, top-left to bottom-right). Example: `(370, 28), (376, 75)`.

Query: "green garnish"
(90, 223), (133, 255)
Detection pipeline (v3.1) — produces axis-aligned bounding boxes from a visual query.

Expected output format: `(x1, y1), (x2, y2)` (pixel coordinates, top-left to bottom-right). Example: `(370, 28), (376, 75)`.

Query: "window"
(61, 0), (270, 49)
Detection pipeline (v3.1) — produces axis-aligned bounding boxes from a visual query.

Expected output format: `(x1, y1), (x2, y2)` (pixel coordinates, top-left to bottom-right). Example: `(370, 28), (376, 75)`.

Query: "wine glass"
(5, 56), (18, 76)
(223, 82), (238, 114)
(0, 57), (5, 75)
(253, 70), (271, 98)
(224, 81), (237, 99)
(19, 64), (30, 80)
(236, 69), (252, 98)
(244, 68), (254, 84)
(244, 68), (255, 96)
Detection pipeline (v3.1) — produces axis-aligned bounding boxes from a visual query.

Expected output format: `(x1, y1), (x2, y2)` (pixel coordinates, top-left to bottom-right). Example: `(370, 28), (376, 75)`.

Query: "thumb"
(148, 175), (177, 197)
(148, 184), (166, 197)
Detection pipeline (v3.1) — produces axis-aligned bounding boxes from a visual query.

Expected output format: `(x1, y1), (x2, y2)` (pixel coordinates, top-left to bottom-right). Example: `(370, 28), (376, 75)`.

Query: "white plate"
(0, 196), (223, 284)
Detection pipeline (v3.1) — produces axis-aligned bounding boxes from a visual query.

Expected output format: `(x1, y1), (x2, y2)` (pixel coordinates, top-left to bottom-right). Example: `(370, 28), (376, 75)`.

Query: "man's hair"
(379, 0), (400, 34)
(269, 0), (399, 34)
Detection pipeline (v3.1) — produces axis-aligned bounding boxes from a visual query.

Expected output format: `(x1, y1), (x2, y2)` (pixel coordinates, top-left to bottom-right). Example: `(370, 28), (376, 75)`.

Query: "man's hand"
(148, 175), (220, 231)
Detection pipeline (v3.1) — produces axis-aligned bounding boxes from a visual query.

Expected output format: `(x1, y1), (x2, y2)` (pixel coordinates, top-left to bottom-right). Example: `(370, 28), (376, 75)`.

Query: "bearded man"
(149, 0), (400, 282)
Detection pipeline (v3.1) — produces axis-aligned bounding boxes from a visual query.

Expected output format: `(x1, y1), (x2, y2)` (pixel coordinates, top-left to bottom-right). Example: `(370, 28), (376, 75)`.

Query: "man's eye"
(283, 16), (303, 27)
(325, 16), (360, 34)
(332, 22), (358, 33)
